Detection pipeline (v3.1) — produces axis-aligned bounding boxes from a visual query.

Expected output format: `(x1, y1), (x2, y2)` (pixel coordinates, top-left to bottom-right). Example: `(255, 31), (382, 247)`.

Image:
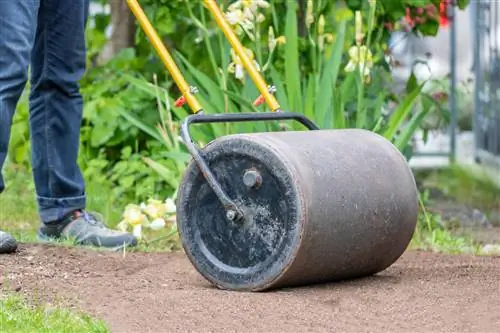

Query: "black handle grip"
(181, 111), (319, 131)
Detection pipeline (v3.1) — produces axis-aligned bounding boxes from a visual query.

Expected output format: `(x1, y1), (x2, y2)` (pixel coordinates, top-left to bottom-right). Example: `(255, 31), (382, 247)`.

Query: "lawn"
(0, 294), (109, 333)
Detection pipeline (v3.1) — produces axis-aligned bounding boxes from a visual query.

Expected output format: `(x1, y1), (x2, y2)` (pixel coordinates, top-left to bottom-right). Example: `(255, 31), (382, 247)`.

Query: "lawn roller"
(126, 0), (419, 291)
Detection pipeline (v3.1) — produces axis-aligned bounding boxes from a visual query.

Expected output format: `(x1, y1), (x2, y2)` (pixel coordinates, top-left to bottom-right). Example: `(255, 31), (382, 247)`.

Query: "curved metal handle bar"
(182, 111), (320, 129)
(180, 112), (319, 221)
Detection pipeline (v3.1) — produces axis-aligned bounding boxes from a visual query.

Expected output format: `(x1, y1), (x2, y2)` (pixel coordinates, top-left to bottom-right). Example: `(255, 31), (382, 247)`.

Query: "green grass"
(0, 163), (180, 253)
(0, 294), (109, 333)
(410, 162), (500, 255)
(409, 201), (484, 255)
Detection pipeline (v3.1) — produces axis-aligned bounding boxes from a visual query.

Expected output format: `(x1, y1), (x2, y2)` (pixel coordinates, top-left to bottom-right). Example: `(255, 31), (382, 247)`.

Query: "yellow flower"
(276, 36), (286, 45)
(345, 45), (373, 82)
(228, 47), (260, 81)
(268, 26), (286, 52)
(120, 204), (147, 238)
(143, 198), (166, 220)
(122, 204), (146, 226)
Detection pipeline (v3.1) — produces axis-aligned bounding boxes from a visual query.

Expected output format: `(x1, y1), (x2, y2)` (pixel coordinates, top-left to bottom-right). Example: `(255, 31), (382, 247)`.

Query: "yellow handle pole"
(203, 0), (281, 112)
(126, 0), (203, 113)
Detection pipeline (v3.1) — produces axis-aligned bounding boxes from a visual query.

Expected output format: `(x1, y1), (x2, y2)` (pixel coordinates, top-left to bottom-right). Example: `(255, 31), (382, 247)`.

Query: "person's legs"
(0, 0), (40, 254)
(29, 0), (136, 250)
(28, 0), (89, 222)
(0, 1), (39, 194)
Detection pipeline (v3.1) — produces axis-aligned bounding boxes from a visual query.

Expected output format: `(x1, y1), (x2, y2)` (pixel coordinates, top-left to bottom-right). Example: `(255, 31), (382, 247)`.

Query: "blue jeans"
(0, 0), (90, 223)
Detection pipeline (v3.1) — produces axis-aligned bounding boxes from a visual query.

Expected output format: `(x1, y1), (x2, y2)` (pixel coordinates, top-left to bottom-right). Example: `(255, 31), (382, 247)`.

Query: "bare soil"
(1, 244), (499, 333)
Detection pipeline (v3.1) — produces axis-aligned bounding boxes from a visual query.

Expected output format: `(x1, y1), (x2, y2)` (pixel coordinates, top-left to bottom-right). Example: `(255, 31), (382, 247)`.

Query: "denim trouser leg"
(0, 2), (39, 193)
(0, 0), (90, 224)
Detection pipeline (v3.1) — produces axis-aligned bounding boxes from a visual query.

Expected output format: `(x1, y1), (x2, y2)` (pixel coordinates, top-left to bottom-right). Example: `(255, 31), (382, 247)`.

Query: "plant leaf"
(382, 82), (425, 140)
(315, 19), (347, 128)
(142, 157), (179, 189)
(284, 1), (302, 113)
(394, 106), (430, 152)
(115, 108), (163, 142)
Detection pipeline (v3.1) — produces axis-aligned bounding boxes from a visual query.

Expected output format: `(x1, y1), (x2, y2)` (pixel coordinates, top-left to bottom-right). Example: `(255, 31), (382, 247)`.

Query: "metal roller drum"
(127, 0), (419, 292)
(176, 128), (419, 292)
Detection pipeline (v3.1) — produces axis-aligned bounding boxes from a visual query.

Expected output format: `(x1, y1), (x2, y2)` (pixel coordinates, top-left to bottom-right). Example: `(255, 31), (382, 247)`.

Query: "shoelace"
(80, 210), (107, 228)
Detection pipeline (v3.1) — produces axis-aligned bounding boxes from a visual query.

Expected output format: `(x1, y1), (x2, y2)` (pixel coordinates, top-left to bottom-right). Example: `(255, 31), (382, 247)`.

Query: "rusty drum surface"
(176, 129), (419, 291)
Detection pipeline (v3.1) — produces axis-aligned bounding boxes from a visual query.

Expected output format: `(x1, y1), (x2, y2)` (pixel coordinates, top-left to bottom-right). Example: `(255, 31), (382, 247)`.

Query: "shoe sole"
(36, 231), (136, 252)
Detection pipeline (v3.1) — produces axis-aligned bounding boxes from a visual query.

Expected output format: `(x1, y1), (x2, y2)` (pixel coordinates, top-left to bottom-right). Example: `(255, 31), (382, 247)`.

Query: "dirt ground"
(1, 244), (499, 333)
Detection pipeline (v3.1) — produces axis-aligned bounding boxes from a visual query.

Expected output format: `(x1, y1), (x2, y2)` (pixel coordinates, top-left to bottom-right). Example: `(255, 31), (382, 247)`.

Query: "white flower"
(228, 47), (260, 81)
(165, 198), (176, 214)
(225, 8), (253, 35)
(132, 224), (142, 238)
(228, 0), (270, 13)
(225, 9), (245, 26)
(345, 45), (373, 82)
(225, 0), (268, 37)
(149, 218), (166, 231)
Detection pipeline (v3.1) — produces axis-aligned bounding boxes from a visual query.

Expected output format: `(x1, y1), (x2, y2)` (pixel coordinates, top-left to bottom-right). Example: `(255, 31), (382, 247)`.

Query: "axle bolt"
(226, 210), (237, 221)
(243, 170), (262, 189)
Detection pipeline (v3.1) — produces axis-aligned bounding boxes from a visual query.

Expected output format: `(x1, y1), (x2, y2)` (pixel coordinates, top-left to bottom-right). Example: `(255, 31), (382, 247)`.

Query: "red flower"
(440, 0), (449, 27)
(405, 7), (415, 26)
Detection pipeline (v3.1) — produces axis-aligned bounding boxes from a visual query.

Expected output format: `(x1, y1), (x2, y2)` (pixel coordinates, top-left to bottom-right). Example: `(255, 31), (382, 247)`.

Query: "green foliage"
(0, 294), (109, 333)
(77, 48), (187, 202)
(119, 1), (437, 159)
(411, 189), (482, 254)
(78, 0), (453, 202)
(7, 89), (30, 165)
(6, 0), (472, 220)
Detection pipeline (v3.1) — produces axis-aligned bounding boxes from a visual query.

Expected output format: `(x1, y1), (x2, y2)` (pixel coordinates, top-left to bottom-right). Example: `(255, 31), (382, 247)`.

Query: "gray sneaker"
(0, 230), (18, 254)
(37, 209), (138, 251)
